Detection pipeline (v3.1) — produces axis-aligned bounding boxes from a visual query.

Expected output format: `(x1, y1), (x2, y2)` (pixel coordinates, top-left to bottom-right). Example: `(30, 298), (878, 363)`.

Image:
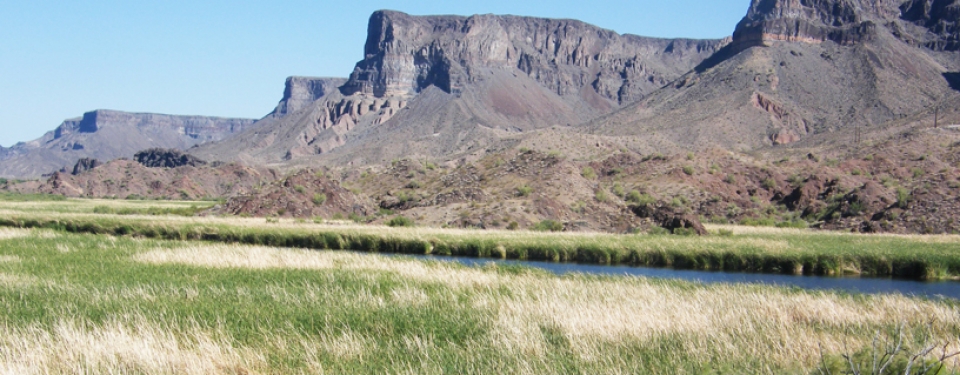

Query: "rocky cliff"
(342, 10), (729, 104)
(898, 0), (960, 50)
(0, 110), (257, 179)
(269, 77), (347, 118)
(191, 10), (729, 165)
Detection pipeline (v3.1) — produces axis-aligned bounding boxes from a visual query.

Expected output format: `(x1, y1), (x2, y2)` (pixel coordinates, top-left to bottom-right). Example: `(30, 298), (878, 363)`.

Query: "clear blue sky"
(0, 0), (747, 147)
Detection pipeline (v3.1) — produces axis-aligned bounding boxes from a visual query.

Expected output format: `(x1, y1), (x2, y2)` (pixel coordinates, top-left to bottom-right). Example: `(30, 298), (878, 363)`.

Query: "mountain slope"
(190, 10), (729, 165)
(0, 110), (257, 179)
(586, 0), (960, 153)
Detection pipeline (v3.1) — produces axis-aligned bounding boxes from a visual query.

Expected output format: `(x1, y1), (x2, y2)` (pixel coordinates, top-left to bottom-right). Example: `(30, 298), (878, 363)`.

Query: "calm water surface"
(397, 254), (960, 301)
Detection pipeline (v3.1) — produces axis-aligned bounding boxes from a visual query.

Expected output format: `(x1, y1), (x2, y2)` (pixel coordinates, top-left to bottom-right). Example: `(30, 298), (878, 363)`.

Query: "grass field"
(1, 226), (959, 374)
(2, 197), (960, 281)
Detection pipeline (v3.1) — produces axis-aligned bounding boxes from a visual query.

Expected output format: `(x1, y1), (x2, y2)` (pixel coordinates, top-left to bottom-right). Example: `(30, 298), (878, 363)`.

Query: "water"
(395, 254), (960, 300)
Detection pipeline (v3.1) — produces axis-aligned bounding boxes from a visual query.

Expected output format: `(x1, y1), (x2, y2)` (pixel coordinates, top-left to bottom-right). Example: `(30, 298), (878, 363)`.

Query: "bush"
(673, 227), (697, 236)
(405, 180), (421, 189)
(647, 227), (671, 235)
(517, 185), (533, 197)
(386, 216), (415, 227)
(294, 185), (306, 194)
(0, 178), (7, 185)
(762, 178), (777, 190)
(912, 168), (925, 179)
(581, 166), (597, 180)
(507, 221), (519, 230)
(595, 190), (608, 202)
(896, 188), (911, 208)
(682, 166), (695, 175)
(532, 220), (564, 232)
(724, 175), (737, 184)
(612, 183), (625, 197)
(312, 193), (327, 206)
(626, 191), (655, 205)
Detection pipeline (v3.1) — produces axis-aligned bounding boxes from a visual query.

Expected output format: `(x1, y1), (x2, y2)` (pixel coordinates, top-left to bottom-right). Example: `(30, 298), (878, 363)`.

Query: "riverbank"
(0, 227), (958, 373)
(1, 198), (960, 281)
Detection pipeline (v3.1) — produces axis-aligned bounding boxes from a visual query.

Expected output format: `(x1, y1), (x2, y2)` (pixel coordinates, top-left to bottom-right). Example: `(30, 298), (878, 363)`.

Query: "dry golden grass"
(0, 318), (260, 375)
(0, 228), (32, 241)
(135, 245), (500, 288)
(135, 244), (960, 372)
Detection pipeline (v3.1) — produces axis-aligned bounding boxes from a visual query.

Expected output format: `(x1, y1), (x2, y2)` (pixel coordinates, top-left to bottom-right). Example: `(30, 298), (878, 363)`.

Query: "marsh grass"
(0, 230), (958, 373)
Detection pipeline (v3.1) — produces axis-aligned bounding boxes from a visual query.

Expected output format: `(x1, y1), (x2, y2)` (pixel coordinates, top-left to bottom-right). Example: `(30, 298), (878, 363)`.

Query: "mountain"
(190, 10), (729, 165)
(0, 110), (257, 179)
(585, 0), (960, 153)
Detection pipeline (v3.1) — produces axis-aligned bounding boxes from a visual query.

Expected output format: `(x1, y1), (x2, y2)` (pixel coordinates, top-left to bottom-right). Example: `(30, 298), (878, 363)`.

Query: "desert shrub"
(581, 166), (597, 180)
(762, 178), (777, 190)
(294, 185), (306, 194)
(647, 227), (670, 235)
(788, 175), (805, 188)
(517, 185), (533, 197)
(532, 220), (564, 232)
(312, 216), (324, 224)
(896, 188), (912, 208)
(673, 227), (697, 236)
(405, 180), (421, 189)
(386, 216), (415, 227)
(612, 183), (625, 197)
(682, 166), (695, 176)
(716, 229), (734, 236)
(506, 221), (519, 230)
(912, 168), (925, 179)
(423, 161), (437, 170)
(724, 175), (737, 184)
(595, 190), (608, 202)
(0, 178), (7, 185)
(312, 193), (327, 206)
(626, 191), (655, 206)
(686, 152), (695, 161)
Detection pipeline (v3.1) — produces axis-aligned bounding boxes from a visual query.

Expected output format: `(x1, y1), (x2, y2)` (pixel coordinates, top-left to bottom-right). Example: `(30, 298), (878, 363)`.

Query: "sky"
(0, 0), (747, 147)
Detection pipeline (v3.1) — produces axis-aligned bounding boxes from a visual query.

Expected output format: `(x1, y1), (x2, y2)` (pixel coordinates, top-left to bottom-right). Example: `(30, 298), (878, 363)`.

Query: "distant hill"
(0, 110), (257, 179)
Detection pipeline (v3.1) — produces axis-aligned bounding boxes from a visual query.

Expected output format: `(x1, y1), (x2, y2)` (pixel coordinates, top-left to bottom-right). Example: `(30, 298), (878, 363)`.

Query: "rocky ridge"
(190, 10), (728, 165)
(0, 110), (257, 179)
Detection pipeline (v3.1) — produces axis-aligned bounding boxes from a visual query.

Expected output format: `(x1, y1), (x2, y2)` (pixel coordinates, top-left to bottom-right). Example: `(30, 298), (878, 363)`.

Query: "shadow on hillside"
(943, 72), (960, 92)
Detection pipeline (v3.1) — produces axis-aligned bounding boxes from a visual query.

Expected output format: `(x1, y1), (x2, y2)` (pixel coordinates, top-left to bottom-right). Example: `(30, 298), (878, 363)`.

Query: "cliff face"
(898, 0), (960, 50)
(193, 10), (729, 165)
(341, 10), (729, 104)
(270, 77), (347, 118)
(731, 0), (960, 51)
(0, 110), (257, 178)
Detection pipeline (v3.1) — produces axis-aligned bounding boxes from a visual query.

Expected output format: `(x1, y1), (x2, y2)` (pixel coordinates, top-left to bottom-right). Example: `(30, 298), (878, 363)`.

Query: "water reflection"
(397, 254), (960, 300)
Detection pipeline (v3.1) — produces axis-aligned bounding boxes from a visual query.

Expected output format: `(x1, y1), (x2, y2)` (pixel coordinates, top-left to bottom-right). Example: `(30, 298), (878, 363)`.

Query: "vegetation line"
(3, 213), (960, 282)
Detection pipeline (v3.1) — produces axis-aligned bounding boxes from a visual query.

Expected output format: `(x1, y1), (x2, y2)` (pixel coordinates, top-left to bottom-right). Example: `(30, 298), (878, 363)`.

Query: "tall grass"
(1, 200), (960, 281)
(0, 229), (957, 373)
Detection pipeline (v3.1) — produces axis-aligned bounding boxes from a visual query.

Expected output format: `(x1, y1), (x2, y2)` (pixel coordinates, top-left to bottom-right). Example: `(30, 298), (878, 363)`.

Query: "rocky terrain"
(190, 10), (729, 165)
(0, 110), (257, 179)
(6, 0), (960, 235)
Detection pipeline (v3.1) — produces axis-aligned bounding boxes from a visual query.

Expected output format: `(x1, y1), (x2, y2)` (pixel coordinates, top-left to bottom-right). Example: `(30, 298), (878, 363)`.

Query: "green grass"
(0, 228), (957, 373)
(1, 199), (960, 281)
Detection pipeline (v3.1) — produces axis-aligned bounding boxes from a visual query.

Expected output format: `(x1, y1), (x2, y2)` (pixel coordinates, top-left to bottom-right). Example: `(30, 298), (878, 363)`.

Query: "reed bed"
(1, 206), (960, 280)
(0, 229), (957, 373)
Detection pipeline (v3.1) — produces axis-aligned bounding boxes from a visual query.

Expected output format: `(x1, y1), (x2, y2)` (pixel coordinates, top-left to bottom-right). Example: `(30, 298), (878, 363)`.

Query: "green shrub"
(312, 193), (327, 206)
(386, 216), (415, 227)
(724, 175), (737, 184)
(581, 166), (597, 180)
(673, 227), (697, 236)
(595, 190), (608, 202)
(762, 178), (777, 190)
(517, 185), (533, 197)
(647, 227), (670, 235)
(532, 220), (564, 232)
(507, 221), (519, 230)
(896, 188), (911, 208)
(626, 191), (655, 205)
(294, 185), (306, 194)
(312, 216), (324, 224)
(612, 183), (625, 197)
(686, 152), (695, 161)
(0, 178), (7, 185)
(682, 166), (695, 176)
(788, 175), (805, 188)
(912, 168), (925, 179)
(315, 170), (325, 178)
(717, 229), (734, 236)
(405, 180), (421, 189)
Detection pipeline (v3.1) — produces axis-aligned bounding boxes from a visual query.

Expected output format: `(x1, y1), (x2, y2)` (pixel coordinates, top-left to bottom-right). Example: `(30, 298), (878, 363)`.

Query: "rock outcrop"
(731, 0), (887, 49)
(342, 10), (729, 104)
(135, 148), (207, 168)
(71, 158), (101, 175)
(269, 77), (347, 118)
(191, 10), (729, 166)
(898, 0), (960, 51)
(0, 110), (257, 179)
